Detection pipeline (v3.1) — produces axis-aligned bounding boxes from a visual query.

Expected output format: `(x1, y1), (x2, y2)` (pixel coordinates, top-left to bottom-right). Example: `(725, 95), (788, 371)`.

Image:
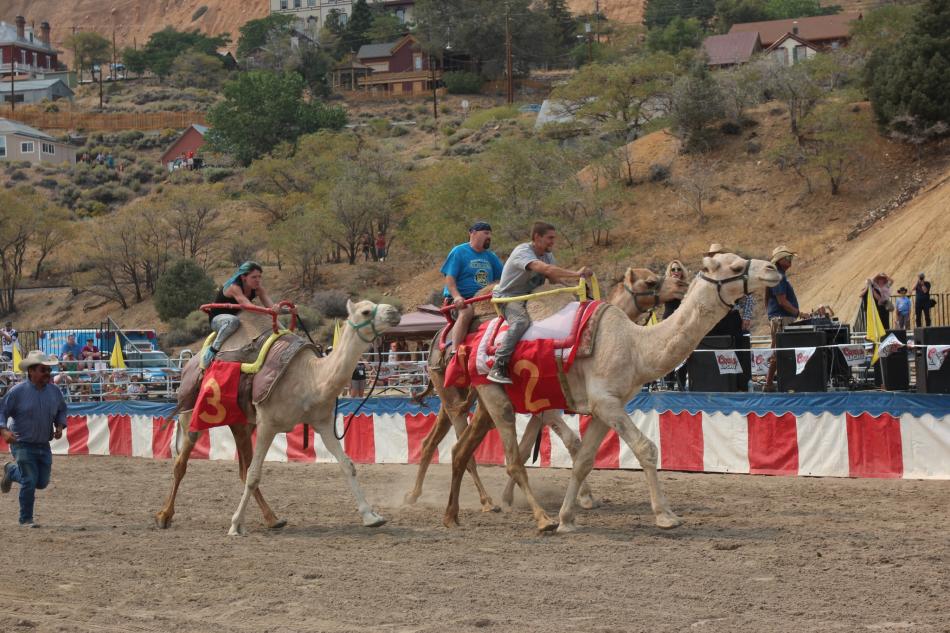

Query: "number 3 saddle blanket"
(444, 300), (608, 414)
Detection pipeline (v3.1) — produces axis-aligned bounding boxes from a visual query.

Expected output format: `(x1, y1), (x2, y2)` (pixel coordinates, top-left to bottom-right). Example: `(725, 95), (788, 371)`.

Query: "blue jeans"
(8, 442), (53, 524)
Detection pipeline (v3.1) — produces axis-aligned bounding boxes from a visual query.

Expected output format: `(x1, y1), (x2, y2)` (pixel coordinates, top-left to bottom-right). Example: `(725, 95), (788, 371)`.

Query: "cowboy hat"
(705, 243), (725, 256)
(19, 351), (59, 371)
(770, 245), (796, 264)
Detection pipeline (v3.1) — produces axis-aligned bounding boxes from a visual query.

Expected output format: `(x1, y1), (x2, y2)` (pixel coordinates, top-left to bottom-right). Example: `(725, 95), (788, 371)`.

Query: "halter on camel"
(624, 273), (666, 315)
(697, 258), (752, 309)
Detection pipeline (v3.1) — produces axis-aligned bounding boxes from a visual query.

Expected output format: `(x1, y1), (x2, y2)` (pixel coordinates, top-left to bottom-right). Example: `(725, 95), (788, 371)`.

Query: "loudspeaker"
(818, 322), (851, 387)
(687, 335), (738, 392)
(880, 329), (910, 391)
(915, 326), (950, 394)
(776, 329), (827, 392)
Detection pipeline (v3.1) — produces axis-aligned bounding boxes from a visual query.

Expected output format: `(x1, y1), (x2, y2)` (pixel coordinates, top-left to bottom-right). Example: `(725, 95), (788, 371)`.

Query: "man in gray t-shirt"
(488, 222), (593, 384)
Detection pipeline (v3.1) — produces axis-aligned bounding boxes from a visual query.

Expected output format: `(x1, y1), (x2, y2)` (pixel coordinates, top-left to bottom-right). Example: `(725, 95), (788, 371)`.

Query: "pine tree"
(546, 0), (577, 51)
(342, 0), (375, 54)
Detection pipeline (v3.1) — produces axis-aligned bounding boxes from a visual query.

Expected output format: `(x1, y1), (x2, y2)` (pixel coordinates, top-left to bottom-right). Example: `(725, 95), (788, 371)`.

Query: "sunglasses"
(671, 267), (682, 273)
(35, 366), (52, 373)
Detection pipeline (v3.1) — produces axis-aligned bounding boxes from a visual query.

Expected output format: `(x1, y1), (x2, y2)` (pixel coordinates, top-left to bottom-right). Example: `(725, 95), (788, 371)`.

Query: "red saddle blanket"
(190, 361), (248, 431)
(444, 300), (602, 414)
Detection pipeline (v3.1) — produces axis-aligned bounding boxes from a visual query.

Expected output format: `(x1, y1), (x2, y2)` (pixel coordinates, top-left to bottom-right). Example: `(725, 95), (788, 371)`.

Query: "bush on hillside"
(311, 290), (350, 318)
(153, 259), (217, 322)
(443, 71), (483, 94)
(162, 310), (212, 348)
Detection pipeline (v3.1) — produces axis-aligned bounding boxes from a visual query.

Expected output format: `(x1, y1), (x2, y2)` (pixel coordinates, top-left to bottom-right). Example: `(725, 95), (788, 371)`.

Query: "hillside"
(568, 0), (645, 23)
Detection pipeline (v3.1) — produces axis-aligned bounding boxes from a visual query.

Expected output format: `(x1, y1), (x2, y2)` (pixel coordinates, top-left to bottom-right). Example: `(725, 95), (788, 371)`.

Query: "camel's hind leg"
(443, 406), (494, 528)
(316, 418), (386, 528)
(501, 414), (542, 509)
(155, 415), (196, 529)
(232, 424), (286, 529)
(228, 421), (278, 536)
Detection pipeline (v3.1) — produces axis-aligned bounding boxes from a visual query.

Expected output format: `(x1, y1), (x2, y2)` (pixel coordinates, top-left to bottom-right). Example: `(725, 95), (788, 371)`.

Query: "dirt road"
(1, 457), (947, 632)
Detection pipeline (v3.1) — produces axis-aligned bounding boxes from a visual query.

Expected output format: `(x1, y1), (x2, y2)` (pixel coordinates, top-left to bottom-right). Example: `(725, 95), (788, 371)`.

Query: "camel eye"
(646, 280), (657, 287)
(361, 309), (371, 316)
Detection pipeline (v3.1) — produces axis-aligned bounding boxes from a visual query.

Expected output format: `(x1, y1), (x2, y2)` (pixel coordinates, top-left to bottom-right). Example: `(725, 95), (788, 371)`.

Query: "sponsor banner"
(840, 344), (867, 367)
(878, 333), (905, 359)
(795, 347), (816, 375)
(715, 351), (742, 375)
(926, 345), (950, 371)
(751, 349), (774, 376)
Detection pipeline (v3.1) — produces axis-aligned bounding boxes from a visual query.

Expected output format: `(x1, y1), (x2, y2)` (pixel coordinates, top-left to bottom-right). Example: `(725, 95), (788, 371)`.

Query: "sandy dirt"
(0, 457), (947, 632)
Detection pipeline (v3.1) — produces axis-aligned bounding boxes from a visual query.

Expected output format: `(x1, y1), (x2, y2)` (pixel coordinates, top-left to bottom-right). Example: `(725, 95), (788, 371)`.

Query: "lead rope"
(332, 348), (384, 440)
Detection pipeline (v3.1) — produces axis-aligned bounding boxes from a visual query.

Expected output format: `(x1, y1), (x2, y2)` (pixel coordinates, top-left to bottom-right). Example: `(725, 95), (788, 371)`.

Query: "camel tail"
(412, 380), (434, 406)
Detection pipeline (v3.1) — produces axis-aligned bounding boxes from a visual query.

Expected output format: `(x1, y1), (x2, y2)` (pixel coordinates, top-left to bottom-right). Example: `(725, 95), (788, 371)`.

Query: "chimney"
(40, 22), (50, 47)
(792, 21), (799, 35)
(15, 15), (25, 40)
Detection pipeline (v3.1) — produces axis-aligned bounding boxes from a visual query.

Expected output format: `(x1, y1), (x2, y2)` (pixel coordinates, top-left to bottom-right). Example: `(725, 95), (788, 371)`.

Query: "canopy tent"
(384, 305), (447, 338)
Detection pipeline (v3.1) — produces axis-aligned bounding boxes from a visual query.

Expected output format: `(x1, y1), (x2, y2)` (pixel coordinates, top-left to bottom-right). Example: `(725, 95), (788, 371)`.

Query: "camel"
(402, 267), (688, 513)
(442, 252), (782, 533)
(228, 299), (401, 536)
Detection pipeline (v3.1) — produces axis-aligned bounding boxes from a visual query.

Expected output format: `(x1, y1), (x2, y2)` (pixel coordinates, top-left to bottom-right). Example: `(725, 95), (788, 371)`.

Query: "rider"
(488, 222), (593, 384)
(203, 261), (278, 367)
(441, 221), (504, 357)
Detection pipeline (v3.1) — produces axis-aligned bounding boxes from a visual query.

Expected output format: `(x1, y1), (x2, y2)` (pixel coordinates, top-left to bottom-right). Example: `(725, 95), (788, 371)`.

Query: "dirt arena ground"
(0, 457), (947, 633)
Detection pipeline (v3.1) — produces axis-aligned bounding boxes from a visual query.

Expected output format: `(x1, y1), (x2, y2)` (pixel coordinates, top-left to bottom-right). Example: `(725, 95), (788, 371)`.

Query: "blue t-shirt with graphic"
(441, 243), (504, 299)
(767, 270), (799, 318)
(895, 296), (911, 315)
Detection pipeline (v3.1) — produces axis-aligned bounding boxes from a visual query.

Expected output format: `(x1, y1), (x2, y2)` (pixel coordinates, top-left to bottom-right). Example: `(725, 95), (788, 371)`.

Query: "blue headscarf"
(224, 261), (262, 289)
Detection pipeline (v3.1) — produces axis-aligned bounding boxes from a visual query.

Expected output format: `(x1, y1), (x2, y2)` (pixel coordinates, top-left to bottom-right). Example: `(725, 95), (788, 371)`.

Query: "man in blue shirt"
(441, 221), (504, 356)
(765, 246), (807, 391)
(60, 334), (83, 361)
(0, 351), (68, 527)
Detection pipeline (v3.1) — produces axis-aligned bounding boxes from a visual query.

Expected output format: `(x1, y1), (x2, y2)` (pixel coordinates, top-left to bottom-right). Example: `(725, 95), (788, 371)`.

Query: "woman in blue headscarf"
(203, 261), (277, 366)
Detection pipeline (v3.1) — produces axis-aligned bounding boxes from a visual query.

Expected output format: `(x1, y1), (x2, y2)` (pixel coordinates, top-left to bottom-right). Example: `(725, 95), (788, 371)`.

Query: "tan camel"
(228, 299), (401, 536)
(402, 267), (687, 512)
(443, 253), (781, 533)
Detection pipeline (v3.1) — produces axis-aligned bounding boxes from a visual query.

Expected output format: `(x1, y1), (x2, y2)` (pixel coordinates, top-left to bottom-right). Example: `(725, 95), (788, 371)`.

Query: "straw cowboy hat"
(705, 243), (725, 256)
(19, 351), (59, 371)
(770, 245), (797, 264)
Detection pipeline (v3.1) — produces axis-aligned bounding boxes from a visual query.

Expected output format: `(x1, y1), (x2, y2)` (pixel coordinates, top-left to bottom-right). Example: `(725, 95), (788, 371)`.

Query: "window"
(3, 94), (25, 103)
(0, 137), (6, 158)
(20, 141), (34, 154)
(293, 0), (301, 7)
(307, 0), (316, 6)
(42, 142), (55, 155)
(339, 13), (348, 26)
(793, 45), (808, 63)
(395, 8), (406, 23)
(279, 0), (288, 9)
(413, 54), (423, 71)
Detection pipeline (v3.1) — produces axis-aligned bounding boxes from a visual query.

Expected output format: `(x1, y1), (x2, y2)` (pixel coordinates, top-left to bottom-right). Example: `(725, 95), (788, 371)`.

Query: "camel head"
(699, 252), (781, 305)
(345, 299), (402, 343)
(623, 267), (687, 312)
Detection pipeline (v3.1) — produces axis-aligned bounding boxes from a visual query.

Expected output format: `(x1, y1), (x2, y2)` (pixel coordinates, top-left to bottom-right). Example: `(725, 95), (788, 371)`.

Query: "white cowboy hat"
(770, 245), (797, 264)
(705, 243), (725, 256)
(20, 350), (59, 371)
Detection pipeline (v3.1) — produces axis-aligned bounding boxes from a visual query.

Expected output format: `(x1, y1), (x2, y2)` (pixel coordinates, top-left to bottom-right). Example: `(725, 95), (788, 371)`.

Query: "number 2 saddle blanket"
(444, 300), (609, 414)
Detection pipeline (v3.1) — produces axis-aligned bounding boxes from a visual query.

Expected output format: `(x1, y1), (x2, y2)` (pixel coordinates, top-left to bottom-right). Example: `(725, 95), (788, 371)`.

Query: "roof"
(160, 124), (209, 163)
(192, 124), (209, 136)
(729, 13), (862, 46)
(0, 117), (55, 141)
(0, 78), (72, 94)
(0, 21), (57, 52)
(356, 34), (417, 60)
(764, 31), (820, 53)
(385, 308), (446, 337)
(702, 31), (761, 66)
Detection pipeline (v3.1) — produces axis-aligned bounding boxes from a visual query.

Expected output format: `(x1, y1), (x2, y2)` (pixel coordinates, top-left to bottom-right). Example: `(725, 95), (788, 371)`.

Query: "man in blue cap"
(441, 222), (504, 356)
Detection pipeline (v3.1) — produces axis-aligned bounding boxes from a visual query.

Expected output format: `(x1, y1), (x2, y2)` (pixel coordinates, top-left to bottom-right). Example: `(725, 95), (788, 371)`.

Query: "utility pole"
(594, 0), (601, 43)
(9, 61), (15, 113)
(505, 2), (513, 105)
(430, 53), (438, 122)
(112, 29), (117, 81)
(98, 60), (104, 109)
(585, 22), (593, 63)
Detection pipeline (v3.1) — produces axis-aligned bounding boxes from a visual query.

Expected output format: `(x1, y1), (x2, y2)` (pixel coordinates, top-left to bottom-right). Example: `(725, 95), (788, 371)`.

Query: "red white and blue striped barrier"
(2, 394), (948, 480)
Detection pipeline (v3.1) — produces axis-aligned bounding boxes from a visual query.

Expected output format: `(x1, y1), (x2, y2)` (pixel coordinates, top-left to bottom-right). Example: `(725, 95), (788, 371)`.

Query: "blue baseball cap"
(469, 221), (492, 232)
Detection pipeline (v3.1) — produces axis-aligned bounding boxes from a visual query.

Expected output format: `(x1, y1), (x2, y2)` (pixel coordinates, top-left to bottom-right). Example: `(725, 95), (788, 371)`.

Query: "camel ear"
(624, 267), (636, 283)
(346, 299), (355, 315)
(729, 259), (746, 273)
(702, 256), (719, 272)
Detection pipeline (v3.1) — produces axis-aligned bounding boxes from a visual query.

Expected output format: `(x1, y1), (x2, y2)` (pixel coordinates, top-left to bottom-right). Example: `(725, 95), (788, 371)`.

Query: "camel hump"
(215, 309), (278, 355)
(526, 283), (575, 321)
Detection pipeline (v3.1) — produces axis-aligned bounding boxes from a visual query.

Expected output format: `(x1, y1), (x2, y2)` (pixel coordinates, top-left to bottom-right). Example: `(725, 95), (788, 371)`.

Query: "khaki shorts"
(769, 316), (796, 343)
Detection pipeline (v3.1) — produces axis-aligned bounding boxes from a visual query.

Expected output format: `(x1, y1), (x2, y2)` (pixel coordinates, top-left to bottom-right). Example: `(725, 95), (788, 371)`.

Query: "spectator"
(387, 341), (399, 365)
(350, 362), (367, 398)
(60, 335), (83, 361)
(106, 153), (115, 169)
(375, 234), (387, 262)
(895, 287), (911, 330)
(187, 150), (195, 170)
(864, 272), (893, 330)
(60, 352), (78, 373)
(80, 338), (101, 369)
(360, 234), (373, 262)
(0, 321), (18, 362)
(765, 246), (807, 392)
(914, 272), (933, 328)
(127, 376), (146, 399)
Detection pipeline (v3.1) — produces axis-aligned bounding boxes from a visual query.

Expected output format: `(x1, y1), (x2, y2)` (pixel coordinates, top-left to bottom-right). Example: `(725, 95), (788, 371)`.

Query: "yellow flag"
(12, 343), (22, 372)
(648, 310), (659, 327)
(332, 319), (342, 349)
(110, 337), (127, 369)
(865, 284), (887, 365)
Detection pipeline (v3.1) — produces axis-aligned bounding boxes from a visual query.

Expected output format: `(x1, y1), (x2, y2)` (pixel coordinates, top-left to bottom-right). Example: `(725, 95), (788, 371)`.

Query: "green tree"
(297, 47), (334, 97)
(0, 188), (64, 314)
(647, 17), (704, 54)
(170, 52), (226, 89)
(670, 63), (726, 151)
(714, 0), (769, 31)
(153, 259), (216, 321)
(644, 0), (716, 29)
(366, 12), (407, 43)
(139, 27), (231, 81)
(205, 71), (347, 166)
(237, 13), (296, 59)
(801, 101), (863, 195)
(763, 0), (840, 20)
(121, 47), (148, 76)
(760, 58), (825, 138)
(63, 31), (111, 81)
(342, 0), (374, 54)
(546, 0), (579, 52)
(851, 4), (918, 59)
(868, 0), (950, 129)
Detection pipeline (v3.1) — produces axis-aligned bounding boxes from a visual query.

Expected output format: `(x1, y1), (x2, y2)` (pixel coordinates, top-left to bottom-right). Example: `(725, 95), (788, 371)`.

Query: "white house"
(0, 118), (76, 165)
(269, 0), (414, 35)
(764, 31), (820, 66)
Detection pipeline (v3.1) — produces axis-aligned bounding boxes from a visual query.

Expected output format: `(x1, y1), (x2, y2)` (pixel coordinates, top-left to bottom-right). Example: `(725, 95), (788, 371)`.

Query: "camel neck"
(320, 322), (370, 393)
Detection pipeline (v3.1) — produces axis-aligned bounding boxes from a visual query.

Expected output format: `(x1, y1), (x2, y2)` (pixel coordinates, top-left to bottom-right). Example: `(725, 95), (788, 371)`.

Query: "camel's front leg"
(155, 417), (195, 529)
(593, 399), (681, 529)
(479, 391), (557, 534)
(557, 416), (609, 533)
(228, 423), (278, 536)
(501, 413), (542, 509)
(443, 406), (494, 528)
(316, 419), (386, 528)
(546, 411), (597, 509)
(232, 424), (286, 529)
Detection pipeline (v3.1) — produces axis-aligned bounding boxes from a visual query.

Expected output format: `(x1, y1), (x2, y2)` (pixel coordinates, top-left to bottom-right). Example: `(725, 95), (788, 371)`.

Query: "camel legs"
(402, 405), (499, 512)
(557, 416), (610, 533)
(155, 417), (194, 529)
(500, 411), (597, 511)
(232, 424), (286, 529)
(228, 421), (279, 536)
(443, 406), (495, 528)
(316, 418), (386, 528)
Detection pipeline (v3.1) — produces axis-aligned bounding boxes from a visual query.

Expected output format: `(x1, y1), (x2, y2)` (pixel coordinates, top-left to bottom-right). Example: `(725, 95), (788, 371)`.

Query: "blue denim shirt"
(0, 380), (68, 444)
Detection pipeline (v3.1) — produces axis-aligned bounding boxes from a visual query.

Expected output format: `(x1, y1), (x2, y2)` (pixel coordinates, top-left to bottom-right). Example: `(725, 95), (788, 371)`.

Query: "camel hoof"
(556, 522), (577, 534)
(267, 519), (288, 530)
(362, 513), (387, 528)
(403, 492), (419, 506)
(442, 516), (460, 529)
(537, 520), (559, 534)
(155, 514), (172, 529)
(577, 494), (597, 510)
(481, 503), (501, 513)
(228, 525), (247, 537)
(655, 513), (683, 529)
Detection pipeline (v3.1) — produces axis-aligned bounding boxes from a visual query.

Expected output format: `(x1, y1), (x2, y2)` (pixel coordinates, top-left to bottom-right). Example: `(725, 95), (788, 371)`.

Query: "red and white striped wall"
(2, 407), (948, 480)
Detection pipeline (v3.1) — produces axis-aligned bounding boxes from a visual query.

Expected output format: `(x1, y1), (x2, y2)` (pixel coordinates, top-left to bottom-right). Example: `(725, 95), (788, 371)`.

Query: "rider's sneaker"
(201, 346), (218, 369)
(487, 362), (513, 385)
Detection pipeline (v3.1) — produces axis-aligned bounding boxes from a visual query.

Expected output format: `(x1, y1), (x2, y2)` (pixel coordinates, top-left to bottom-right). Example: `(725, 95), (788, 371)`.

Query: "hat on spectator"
(898, 287), (908, 294)
(20, 351), (59, 371)
(705, 243), (725, 256)
(469, 221), (492, 232)
(770, 245), (796, 264)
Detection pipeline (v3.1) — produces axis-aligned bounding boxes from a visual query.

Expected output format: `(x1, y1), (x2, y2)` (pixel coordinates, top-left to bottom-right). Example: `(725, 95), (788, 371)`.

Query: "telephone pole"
(9, 61), (15, 113)
(505, 2), (513, 105)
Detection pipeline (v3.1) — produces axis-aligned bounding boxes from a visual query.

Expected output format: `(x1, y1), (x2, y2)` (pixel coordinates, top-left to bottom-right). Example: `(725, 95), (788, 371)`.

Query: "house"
(270, 0), (414, 35)
(160, 124), (208, 167)
(0, 78), (73, 104)
(354, 34), (440, 96)
(765, 31), (820, 66)
(702, 31), (762, 68)
(729, 13), (862, 50)
(0, 16), (60, 78)
(331, 57), (373, 91)
(0, 118), (75, 165)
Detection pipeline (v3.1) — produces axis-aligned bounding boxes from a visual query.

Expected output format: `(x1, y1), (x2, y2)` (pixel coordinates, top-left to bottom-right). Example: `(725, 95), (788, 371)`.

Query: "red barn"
(0, 17), (59, 77)
(161, 124), (208, 168)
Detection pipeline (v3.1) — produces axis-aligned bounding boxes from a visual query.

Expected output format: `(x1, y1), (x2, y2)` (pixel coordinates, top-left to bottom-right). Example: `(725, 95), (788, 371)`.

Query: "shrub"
(153, 259), (217, 322)
(162, 310), (212, 348)
(281, 304), (323, 335)
(204, 167), (235, 183)
(8, 170), (27, 182)
(649, 163), (671, 182)
(443, 71), (483, 94)
(311, 290), (350, 318)
(37, 178), (58, 189)
(192, 5), (208, 20)
(361, 291), (403, 312)
(461, 105), (519, 130)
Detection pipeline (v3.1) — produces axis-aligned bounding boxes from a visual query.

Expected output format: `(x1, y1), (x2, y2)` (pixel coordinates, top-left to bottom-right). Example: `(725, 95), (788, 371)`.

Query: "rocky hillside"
(567, 0), (645, 23)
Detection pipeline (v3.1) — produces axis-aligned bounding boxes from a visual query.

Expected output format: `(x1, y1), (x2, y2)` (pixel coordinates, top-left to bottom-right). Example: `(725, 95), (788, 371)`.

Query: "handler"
(204, 261), (279, 367)
(0, 351), (67, 527)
